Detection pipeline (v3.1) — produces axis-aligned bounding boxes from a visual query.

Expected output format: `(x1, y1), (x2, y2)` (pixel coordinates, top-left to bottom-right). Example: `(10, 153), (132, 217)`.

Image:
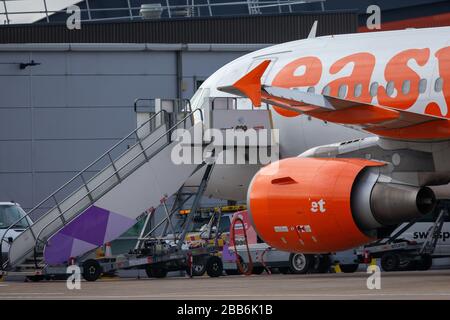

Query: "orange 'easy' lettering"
(377, 48), (430, 109)
(327, 53), (376, 103)
(272, 56), (322, 117)
(435, 46), (450, 118)
(425, 102), (444, 117)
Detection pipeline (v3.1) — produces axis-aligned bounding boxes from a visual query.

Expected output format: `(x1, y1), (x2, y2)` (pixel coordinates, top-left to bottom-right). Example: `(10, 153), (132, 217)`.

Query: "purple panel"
(103, 211), (137, 243)
(44, 233), (74, 265)
(43, 205), (139, 266)
(60, 206), (109, 246)
(70, 238), (98, 259)
(222, 244), (237, 262)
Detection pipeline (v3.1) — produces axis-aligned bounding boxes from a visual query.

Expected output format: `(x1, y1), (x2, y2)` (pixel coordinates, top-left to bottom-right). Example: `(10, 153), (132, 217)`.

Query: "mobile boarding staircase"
(0, 97), (276, 278)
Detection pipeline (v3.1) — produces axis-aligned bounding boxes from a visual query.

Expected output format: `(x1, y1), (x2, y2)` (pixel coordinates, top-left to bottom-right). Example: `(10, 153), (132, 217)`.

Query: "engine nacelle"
(247, 157), (436, 253)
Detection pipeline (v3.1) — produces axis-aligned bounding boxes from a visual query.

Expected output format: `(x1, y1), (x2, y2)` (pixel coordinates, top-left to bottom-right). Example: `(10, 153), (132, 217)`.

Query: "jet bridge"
(0, 96), (276, 278)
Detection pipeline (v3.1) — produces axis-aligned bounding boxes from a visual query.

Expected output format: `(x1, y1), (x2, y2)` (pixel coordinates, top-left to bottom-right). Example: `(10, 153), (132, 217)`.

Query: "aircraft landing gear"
(289, 253), (313, 274)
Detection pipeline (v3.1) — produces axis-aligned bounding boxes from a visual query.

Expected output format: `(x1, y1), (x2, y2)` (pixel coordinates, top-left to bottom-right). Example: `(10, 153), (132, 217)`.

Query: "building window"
(354, 83), (362, 97)
(435, 77), (443, 92)
(370, 82), (378, 97)
(419, 78), (427, 94)
(338, 84), (348, 98)
(402, 80), (411, 95)
(322, 85), (330, 96)
(386, 81), (395, 97)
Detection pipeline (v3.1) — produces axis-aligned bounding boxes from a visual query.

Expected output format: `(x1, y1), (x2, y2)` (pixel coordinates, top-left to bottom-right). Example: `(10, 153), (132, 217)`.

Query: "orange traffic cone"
(105, 242), (113, 258)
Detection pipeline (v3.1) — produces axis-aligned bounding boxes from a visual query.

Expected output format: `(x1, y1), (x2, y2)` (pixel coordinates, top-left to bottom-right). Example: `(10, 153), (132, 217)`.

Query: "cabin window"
(307, 86), (315, 93)
(419, 78), (427, 94)
(402, 80), (411, 95)
(386, 81), (395, 97)
(370, 82), (378, 97)
(435, 77), (443, 92)
(338, 84), (348, 98)
(354, 83), (362, 97)
(322, 85), (331, 95)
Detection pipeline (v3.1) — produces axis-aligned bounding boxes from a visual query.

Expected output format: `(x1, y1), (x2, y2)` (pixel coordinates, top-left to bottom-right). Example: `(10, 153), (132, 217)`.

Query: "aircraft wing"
(218, 60), (450, 141)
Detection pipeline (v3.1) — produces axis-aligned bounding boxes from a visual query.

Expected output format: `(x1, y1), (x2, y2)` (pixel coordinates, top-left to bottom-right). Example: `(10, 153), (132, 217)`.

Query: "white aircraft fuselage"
(191, 26), (450, 201)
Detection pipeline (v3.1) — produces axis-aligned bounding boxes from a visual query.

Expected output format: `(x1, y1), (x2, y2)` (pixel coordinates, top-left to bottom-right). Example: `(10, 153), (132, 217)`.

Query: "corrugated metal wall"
(0, 12), (357, 44)
(0, 46), (251, 212)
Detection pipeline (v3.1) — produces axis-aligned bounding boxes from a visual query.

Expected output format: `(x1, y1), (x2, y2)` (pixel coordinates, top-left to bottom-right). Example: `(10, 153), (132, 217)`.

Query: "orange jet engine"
(247, 157), (436, 253)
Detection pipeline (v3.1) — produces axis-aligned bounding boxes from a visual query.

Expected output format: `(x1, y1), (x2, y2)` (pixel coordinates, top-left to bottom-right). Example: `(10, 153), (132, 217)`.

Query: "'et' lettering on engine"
(310, 199), (326, 213)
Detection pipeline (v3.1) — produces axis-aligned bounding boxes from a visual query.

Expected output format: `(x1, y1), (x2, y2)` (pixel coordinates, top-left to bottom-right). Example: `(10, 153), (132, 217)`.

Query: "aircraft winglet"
(308, 20), (318, 39)
(231, 60), (271, 107)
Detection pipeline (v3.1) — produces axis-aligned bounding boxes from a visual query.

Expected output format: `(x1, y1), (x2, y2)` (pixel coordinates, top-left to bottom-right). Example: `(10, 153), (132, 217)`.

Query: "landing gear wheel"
(252, 267), (265, 275)
(289, 253), (313, 274)
(206, 256), (223, 277)
(82, 259), (102, 282)
(145, 265), (168, 278)
(339, 264), (359, 273)
(416, 254), (433, 271)
(278, 267), (291, 274)
(381, 253), (400, 272)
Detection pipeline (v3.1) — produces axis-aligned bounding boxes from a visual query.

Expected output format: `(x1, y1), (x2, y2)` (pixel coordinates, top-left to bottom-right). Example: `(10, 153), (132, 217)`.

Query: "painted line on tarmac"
(5, 292), (450, 300)
(0, 292), (64, 296)
(142, 292), (450, 298)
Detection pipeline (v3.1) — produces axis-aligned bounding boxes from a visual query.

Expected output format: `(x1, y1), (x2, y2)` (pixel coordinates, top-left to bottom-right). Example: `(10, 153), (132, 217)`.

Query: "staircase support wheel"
(82, 259), (102, 282)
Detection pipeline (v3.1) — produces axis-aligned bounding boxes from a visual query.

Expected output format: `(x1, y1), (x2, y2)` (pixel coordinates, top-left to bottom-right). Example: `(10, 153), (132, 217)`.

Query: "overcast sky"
(1, 0), (82, 24)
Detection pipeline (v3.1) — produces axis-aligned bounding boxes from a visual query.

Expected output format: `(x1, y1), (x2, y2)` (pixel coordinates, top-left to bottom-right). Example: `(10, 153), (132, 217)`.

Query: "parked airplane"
(190, 26), (450, 254)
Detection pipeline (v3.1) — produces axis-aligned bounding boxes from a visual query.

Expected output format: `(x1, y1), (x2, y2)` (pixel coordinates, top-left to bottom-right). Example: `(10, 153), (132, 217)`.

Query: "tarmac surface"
(1, 270), (450, 300)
